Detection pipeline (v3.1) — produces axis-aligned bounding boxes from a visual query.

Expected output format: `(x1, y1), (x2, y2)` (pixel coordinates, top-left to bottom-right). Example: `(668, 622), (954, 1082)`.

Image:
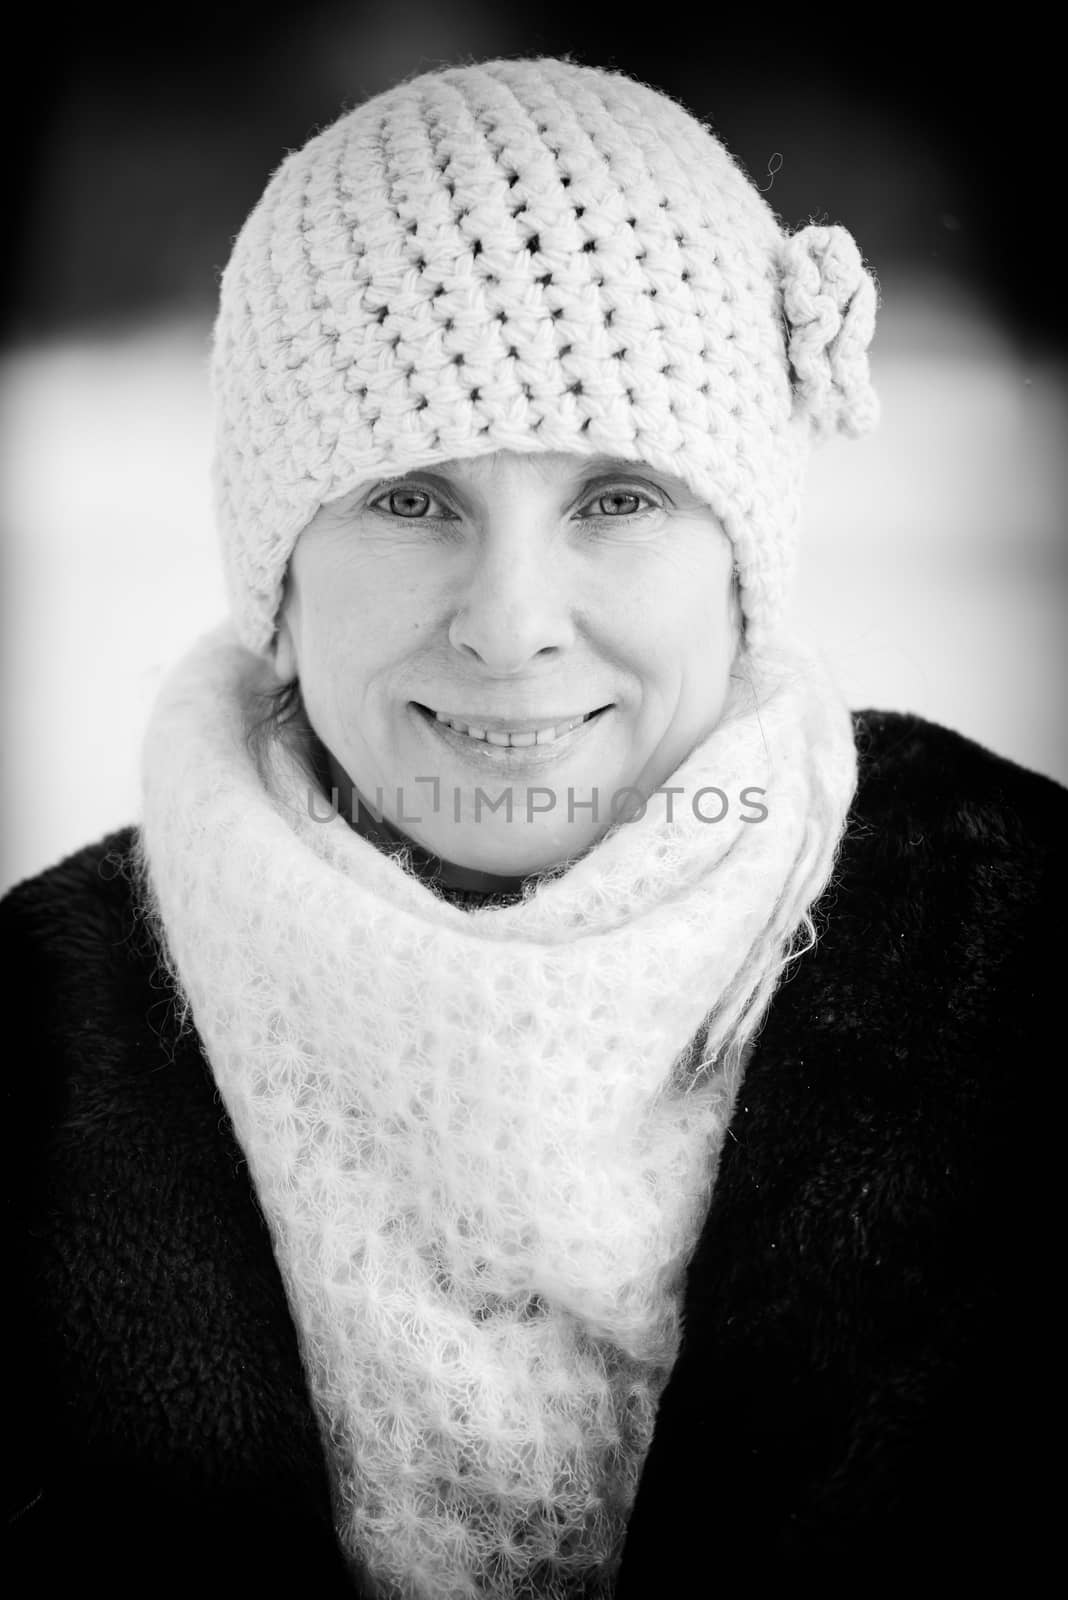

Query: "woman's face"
(275, 450), (740, 875)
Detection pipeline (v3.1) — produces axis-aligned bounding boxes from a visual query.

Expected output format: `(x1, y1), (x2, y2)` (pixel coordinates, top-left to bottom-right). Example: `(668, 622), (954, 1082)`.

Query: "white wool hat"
(211, 56), (878, 659)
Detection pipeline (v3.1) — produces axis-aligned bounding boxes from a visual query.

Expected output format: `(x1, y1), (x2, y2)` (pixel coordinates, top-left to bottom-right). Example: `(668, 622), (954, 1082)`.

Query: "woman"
(5, 57), (1062, 1597)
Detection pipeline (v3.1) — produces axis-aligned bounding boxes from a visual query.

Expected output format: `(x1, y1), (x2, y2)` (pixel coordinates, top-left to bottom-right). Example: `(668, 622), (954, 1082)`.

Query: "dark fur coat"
(4, 710), (1063, 1595)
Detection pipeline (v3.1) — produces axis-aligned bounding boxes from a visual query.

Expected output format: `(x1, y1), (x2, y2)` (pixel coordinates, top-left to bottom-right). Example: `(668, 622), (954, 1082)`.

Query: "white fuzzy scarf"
(136, 621), (857, 1599)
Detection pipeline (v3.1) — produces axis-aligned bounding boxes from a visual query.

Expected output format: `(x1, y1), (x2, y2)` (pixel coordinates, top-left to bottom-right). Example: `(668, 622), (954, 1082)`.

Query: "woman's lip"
(410, 702), (612, 766)
(412, 703), (609, 735)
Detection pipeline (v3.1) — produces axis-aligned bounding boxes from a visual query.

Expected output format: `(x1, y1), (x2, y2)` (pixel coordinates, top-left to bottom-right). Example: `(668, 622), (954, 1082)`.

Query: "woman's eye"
(374, 486), (451, 519)
(581, 488), (657, 519)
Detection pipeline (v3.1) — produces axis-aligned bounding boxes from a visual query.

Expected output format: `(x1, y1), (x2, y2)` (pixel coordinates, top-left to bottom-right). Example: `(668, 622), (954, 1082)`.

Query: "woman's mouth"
(410, 702), (612, 763)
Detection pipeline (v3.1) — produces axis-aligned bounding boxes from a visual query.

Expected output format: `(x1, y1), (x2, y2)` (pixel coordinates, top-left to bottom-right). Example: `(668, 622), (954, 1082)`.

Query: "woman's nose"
(447, 531), (577, 671)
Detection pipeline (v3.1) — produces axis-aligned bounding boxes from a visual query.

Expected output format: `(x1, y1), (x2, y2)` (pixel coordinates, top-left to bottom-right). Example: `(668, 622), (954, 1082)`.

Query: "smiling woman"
(273, 451), (740, 876)
(3, 54), (1062, 1600)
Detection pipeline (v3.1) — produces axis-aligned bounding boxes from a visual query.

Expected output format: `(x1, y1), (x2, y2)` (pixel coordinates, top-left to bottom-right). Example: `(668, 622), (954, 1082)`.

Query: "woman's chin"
(384, 709), (631, 872)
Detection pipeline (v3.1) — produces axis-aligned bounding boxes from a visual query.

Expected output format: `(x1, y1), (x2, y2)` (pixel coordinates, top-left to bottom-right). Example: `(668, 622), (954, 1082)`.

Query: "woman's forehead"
(379, 450), (687, 490)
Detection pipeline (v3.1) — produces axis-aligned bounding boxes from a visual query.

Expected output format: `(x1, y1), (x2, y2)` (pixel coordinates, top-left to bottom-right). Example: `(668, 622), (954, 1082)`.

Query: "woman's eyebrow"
(565, 457), (690, 494)
(554, 455), (663, 482)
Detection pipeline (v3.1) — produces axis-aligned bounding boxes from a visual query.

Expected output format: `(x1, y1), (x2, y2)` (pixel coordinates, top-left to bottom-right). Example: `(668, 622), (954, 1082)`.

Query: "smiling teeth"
(435, 712), (592, 746)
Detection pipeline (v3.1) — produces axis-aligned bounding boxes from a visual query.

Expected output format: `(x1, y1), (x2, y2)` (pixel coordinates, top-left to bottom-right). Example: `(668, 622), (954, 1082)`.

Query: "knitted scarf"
(136, 620), (857, 1599)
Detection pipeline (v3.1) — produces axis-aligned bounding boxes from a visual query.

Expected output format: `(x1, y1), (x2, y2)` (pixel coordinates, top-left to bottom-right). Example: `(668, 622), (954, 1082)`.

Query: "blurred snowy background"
(2, 5), (1064, 891)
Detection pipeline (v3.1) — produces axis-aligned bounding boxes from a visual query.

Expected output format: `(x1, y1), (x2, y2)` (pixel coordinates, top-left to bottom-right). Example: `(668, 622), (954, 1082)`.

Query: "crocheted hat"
(211, 57), (878, 659)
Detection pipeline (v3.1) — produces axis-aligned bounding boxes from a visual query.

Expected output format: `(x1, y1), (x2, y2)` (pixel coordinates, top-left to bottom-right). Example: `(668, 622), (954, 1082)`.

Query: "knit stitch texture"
(211, 57), (878, 659)
(136, 622), (857, 1598)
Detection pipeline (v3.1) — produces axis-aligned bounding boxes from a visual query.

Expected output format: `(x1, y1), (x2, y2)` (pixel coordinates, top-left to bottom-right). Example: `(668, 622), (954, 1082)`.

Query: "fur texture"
(5, 711), (1063, 1595)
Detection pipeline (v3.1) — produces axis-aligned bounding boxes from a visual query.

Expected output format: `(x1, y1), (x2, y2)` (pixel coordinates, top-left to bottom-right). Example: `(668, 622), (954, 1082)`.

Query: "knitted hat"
(211, 57), (878, 660)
